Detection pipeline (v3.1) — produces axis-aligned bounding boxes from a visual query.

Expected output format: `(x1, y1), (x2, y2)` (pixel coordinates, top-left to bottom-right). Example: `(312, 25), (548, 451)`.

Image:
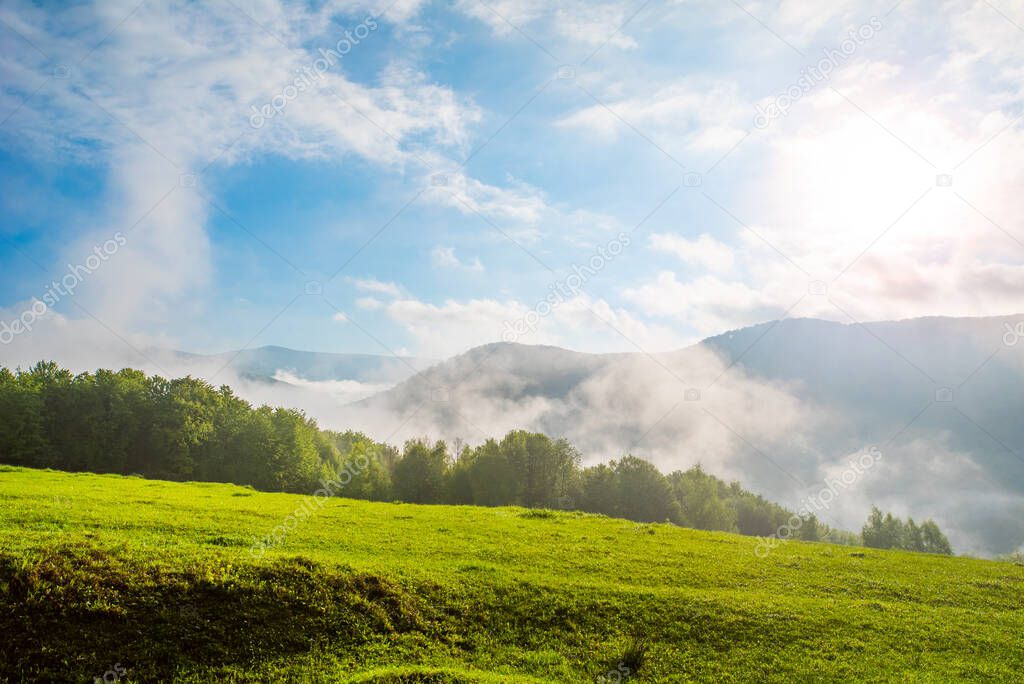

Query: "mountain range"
(14, 314), (1020, 556)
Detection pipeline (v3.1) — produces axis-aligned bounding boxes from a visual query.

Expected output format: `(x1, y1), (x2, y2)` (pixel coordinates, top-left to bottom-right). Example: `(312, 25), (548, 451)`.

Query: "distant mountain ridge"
(340, 314), (1024, 556)
(163, 345), (436, 385)
(146, 315), (1024, 555)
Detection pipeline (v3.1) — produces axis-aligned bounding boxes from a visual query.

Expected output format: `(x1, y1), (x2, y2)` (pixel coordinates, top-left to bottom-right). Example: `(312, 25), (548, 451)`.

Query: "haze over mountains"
(166, 345), (433, 392)
(276, 313), (1024, 557)
(4, 313), (1022, 555)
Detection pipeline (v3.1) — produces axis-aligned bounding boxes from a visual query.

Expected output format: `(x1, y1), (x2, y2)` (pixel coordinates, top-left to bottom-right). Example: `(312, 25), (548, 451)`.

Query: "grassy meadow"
(1, 465), (1022, 682)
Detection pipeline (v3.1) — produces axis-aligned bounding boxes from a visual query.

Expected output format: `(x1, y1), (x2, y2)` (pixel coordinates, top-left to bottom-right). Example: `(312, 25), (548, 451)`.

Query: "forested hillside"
(0, 362), (950, 551)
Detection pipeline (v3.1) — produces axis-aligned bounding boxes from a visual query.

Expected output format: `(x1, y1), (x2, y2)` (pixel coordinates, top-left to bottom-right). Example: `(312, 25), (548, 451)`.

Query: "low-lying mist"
(3, 304), (1022, 556)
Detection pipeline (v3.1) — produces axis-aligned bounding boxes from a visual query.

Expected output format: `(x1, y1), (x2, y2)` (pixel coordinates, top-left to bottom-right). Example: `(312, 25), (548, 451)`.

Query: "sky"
(1, 0), (1023, 363)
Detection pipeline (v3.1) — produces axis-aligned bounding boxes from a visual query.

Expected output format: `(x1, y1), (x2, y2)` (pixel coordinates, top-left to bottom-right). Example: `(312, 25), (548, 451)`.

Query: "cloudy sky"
(1, 0), (1023, 361)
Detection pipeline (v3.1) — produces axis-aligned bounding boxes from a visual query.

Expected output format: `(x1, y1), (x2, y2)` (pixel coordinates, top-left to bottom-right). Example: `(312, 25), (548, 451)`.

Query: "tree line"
(0, 362), (951, 552)
(861, 506), (952, 554)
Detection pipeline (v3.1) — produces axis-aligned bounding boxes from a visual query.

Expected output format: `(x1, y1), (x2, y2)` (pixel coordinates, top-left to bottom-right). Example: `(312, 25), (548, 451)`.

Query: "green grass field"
(1, 465), (1022, 682)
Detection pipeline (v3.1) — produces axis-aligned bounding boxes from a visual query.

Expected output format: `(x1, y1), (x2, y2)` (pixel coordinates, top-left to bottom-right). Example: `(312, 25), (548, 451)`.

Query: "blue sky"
(1, 0), (1023, 363)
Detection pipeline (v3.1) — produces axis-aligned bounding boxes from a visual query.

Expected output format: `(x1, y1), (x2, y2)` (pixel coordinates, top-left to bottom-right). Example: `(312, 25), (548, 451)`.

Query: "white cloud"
(624, 272), (787, 337)
(735, 49), (1024, 323)
(0, 0), (493, 339)
(761, 0), (869, 43)
(332, 312), (349, 322)
(615, 6), (1024, 332)
(454, 0), (548, 35)
(553, 1), (638, 49)
(272, 369), (392, 404)
(0, 299), (168, 373)
(650, 232), (735, 273)
(420, 169), (627, 247)
(431, 245), (484, 271)
(384, 297), (523, 357)
(385, 293), (686, 357)
(946, 0), (1024, 77)
(557, 80), (748, 154)
(423, 171), (547, 227)
(356, 296), (385, 310)
(679, 0), (892, 50)
(349, 277), (401, 297)
(454, 0), (638, 50)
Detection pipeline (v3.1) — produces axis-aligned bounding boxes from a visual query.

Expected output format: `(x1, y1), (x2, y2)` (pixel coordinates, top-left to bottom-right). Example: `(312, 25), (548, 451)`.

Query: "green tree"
(266, 408), (324, 492)
(0, 367), (46, 466)
(920, 520), (953, 555)
(798, 513), (823, 542)
(863, 506), (887, 548)
(445, 455), (475, 505)
(903, 518), (924, 552)
(670, 466), (736, 532)
(465, 439), (518, 506)
(734, 493), (781, 537)
(392, 439), (449, 504)
(339, 439), (392, 501)
(579, 464), (619, 517)
(499, 431), (580, 507)
(862, 508), (951, 554)
(615, 456), (679, 523)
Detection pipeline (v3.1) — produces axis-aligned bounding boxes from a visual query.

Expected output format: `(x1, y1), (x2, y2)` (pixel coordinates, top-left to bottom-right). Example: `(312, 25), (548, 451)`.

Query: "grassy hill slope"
(1, 466), (1022, 682)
